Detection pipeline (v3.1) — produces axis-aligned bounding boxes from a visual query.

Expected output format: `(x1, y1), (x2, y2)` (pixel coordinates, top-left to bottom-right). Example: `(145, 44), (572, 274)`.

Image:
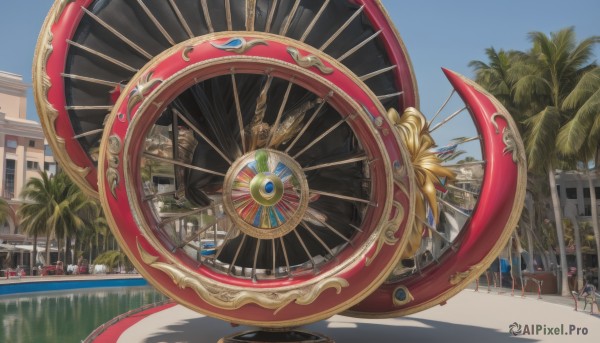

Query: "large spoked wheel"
(98, 35), (415, 327)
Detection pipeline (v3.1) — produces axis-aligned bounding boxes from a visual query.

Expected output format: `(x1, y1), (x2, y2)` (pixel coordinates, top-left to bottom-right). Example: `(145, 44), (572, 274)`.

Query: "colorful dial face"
(224, 149), (309, 239)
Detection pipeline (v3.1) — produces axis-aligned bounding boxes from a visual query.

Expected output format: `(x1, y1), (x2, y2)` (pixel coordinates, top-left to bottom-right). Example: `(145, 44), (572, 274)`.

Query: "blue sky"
(0, 1), (598, 156)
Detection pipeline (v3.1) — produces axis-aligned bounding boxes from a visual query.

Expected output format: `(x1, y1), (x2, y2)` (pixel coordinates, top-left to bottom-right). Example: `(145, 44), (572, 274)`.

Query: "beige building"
(0, 71), (57, 241)
(555, 169), (600, 220)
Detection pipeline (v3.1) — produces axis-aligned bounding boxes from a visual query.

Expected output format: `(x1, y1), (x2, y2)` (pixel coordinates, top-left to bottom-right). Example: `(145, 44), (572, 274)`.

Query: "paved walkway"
(104, 288), (599, 343)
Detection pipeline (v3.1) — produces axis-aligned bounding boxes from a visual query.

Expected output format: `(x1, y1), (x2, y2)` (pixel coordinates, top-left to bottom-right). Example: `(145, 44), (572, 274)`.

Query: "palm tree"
(94, 215), (112, 253)
(513, 27), (599, 295)
(0, 197), (9, 225)
(18, 204), (46, 274)
(0, 197), (9, 241)
(18, 171), (97, 271)
(19, 171), (57, 268)
(56, 173), (98, 264)
(556, 62), (600, 289)
(94, 250), (130, 273)
(49, 172), (98, 266)
(77, 209), (106, 263)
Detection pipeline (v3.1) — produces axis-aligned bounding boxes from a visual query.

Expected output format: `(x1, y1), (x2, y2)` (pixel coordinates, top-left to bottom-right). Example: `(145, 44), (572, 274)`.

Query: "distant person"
(580, 281), (595, 297)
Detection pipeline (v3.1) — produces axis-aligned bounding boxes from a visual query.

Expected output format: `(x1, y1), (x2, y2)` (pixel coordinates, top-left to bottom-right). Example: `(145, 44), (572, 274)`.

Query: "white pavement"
(118, 290), (600, 343)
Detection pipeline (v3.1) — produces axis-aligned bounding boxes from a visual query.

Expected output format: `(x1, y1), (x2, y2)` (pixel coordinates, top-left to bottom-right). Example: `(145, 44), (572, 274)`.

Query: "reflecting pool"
(0, 286), (167, 343)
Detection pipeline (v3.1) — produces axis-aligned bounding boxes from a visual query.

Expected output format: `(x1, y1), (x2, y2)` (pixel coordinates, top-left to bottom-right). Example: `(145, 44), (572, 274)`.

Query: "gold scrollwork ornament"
(287, 47), (334, 75)
(126, 71), (163, 122)
(491, 113), (520, 164)
(449, 264), (484, 285)
(137, 240), (348, 314)
(106, 135), (122, 199)
(366, 201), (404, 266)
(388, 107), (456, 260)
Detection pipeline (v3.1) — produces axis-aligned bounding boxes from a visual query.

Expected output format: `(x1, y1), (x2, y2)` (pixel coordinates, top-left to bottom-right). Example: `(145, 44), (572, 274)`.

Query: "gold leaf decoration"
(449, 264), (483, 285)
(492, 113), (520, 164)
(105, 135), (122, 199)
(388, 107), (456, 259)
(366, 201), (404, 266)
(127, 71), (163, 122)
(287, 47), (334, 75)
(182, 46), (194, 62)
(269, 99), (321, 149)
(138, 239), (159, 265)
(137, 242), (349, 313)
(246, 75), (273, 151)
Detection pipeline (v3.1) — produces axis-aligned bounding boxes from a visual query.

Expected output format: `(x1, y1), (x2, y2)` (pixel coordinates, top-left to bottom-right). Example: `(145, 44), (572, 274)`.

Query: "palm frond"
(514, 74), (551, 105)
(562, 68), (600, 109)
(557, 88), (600, 155)
(524, 106), (563, 172)
(563, 36), (600, 74)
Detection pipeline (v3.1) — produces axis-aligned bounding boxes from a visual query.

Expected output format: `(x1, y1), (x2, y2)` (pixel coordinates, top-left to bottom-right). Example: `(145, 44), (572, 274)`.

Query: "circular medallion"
(223, 149), (309, 239)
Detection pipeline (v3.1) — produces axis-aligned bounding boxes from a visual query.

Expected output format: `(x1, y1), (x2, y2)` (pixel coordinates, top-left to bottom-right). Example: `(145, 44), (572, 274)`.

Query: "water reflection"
(0, 286), (167, 343)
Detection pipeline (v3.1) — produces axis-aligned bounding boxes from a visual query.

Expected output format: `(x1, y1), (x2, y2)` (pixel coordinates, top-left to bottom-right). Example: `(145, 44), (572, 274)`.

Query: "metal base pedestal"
(218, 329), (334, 343)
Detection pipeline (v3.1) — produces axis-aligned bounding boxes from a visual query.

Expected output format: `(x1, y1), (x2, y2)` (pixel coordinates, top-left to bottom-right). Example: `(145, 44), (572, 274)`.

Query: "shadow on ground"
(142, 316), (540, 343)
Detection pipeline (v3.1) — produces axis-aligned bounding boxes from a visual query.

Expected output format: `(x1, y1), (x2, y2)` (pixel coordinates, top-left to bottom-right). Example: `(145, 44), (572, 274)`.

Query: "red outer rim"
(347, 68), (527, 317)
(353, 0), (419, 109)
(36, 0), (98, 195)
(98, 35), (415, 327)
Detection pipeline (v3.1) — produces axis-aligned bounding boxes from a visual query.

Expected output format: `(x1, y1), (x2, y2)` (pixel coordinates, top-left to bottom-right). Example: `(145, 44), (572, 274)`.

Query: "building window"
(5, 138), (17, 149)
(4, 159), (15, 198)
(44, 162), (57, 176)
(44, 145), (53, 157)
(28, 140), (36, 148)
(153, 176), (175, 193)
(27, 161), (40, 170)
(566, 188), (578, 200)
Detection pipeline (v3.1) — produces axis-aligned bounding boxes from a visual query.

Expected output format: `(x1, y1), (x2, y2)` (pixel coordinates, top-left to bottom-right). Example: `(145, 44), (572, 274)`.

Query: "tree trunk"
(57, 238), (63, 266)
(548, 167), (570, 296)
(31, 234), (38, 276)
(45, 232), (51, 266)
(587, 170), (600, 287)
(564, 199), (584, 289)
(103, 232), (108, 253)
(65, 235), (72, 266)
(572, 219), (584, 290)
(525, 193), (536, 272)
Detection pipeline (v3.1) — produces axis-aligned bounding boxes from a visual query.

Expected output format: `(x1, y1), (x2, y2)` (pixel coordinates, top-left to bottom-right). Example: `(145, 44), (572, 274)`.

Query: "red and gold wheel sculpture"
(34, 0), (526, 336)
